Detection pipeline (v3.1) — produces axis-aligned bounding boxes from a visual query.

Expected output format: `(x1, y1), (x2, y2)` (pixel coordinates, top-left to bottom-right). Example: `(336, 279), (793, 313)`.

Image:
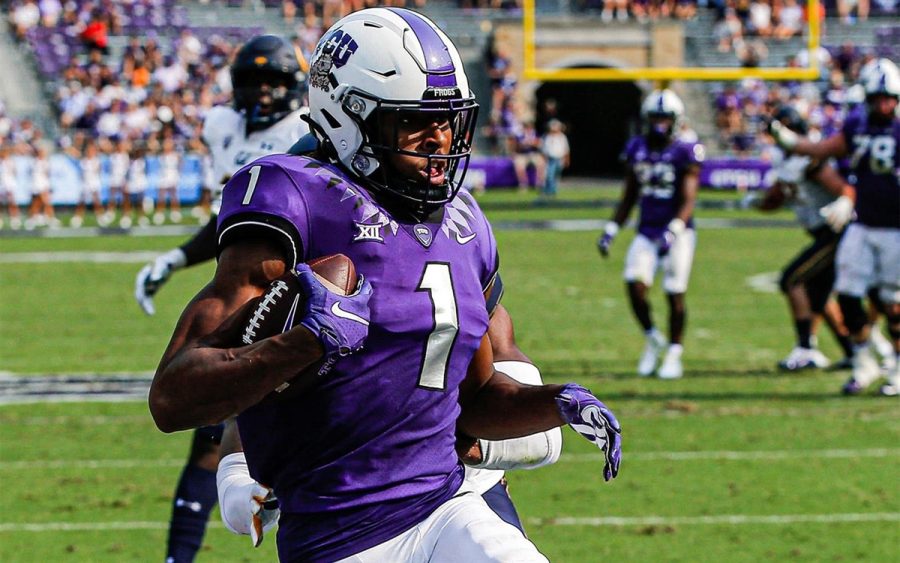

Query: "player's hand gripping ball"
(240, 254), (371, 394)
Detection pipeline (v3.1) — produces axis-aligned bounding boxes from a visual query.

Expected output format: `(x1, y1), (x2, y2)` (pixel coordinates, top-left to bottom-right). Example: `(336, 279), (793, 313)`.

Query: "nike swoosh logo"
(455, 232), (477, 244)
(331, 302), (370, 326)
(282, 294), (301, 333)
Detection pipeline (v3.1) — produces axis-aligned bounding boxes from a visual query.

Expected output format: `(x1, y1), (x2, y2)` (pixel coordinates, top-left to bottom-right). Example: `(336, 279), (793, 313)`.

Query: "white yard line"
(564, 448), (900, 462)
(2, 448), (897, 471)
(526, 512), (900, 527)
(0, 251), (165, 263)
(0, 459), (184, 470)
(0, 521), (223, 532)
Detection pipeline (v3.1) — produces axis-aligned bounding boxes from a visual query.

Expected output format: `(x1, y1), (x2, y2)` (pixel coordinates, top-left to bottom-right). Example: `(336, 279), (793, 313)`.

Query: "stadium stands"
(0, 0), (897, 219)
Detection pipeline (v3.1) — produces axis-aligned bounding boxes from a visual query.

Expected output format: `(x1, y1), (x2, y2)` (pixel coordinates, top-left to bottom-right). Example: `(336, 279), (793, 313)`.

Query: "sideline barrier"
(6, 154), (775, 206)
(462, 157), (774, 191)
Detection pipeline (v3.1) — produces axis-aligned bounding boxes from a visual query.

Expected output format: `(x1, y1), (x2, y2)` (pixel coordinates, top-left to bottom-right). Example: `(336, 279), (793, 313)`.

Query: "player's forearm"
(457, 376), (566, 441)
(813, 164), (855, 199)
(675, 171), (699, 223)
(149, 328), (324, 432)
(790, 134), (847, 161)
(612, 174), (639, 225)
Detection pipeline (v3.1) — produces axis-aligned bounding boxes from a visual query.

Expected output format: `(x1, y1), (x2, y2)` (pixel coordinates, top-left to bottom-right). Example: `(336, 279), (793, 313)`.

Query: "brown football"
(241, 253), (357, 345)
(307, 253), (357, 295)
(240, 253), (357, 398)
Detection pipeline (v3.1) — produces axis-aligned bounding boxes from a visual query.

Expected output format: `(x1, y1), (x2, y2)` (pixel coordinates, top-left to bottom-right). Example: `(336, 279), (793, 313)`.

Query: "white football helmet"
(845, 84), (866, 108)
(861, 58), (900, 98)
(307, 8), (478, 219)
(641, 89), (685, 142)
(860, 58), (899, 121)
(858, 58), (898, 85)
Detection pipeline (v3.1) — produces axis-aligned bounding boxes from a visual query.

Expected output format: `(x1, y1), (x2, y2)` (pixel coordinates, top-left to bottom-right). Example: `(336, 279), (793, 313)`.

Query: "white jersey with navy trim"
(771, 147), (837, 231)
(201, 105), (310, 211)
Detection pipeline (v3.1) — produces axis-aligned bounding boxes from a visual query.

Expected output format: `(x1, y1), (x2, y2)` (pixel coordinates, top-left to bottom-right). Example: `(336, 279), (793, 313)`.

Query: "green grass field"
(1, 186), (897, 562)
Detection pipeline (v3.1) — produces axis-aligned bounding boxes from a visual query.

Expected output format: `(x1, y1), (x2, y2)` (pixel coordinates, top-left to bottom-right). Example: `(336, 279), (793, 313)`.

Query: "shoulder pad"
(202, 105), (243, 146)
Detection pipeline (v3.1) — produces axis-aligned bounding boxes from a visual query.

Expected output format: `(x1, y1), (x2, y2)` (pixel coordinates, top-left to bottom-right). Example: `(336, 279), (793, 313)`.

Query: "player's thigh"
(335, 493), (546, 563)
(870, 228), (900, 304)
(663, 229), (696, 294)
(426, 493), (547, 562)
(834, 223), (875, 297)
(624, 234), (658, 286)
(781, 228), (839, 289)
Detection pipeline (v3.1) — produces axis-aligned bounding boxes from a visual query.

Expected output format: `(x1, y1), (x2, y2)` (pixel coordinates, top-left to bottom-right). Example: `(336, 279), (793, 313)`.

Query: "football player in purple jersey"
(134, 35), (310, 563)
(149, 8), (621, 562)
(770, 58), (900, 396)
(214, 299), (564, 549)
(598, 89), (704, 379)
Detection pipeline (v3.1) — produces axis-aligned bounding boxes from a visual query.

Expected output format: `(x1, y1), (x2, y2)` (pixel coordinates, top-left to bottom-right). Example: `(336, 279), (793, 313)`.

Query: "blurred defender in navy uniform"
(149, 9), (622, 561)
(133, 35), (310, 563)
(770, 58), (900, 396)
(598, 89), (704, 380)
(748, 105), (856, 371)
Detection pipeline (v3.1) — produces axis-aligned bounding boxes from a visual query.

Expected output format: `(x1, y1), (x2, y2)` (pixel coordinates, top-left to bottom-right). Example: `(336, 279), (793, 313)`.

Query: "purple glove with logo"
(656, 229), (676, 257)
(656, 218), (685, 257)
(294, 263), (372, 360)
(555, 383), (622, 481)
(597, 233), (615, 257)
(597, 222), (619, 258)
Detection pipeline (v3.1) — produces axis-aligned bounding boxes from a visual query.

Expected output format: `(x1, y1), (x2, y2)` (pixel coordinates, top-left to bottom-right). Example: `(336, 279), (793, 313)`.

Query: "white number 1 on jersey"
(416, 263), (459, 391)
(242, 165), (261, 205)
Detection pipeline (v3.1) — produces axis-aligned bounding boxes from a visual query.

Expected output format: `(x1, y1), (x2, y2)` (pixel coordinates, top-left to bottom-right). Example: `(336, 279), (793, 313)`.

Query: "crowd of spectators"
(575, 0), (698, 22)
(1, 0), (451, 228)
(712, 40), (875, 155)
(480, 37), (574, 195)
(714, 0), (812, 54)
(1, 0), (896, 226)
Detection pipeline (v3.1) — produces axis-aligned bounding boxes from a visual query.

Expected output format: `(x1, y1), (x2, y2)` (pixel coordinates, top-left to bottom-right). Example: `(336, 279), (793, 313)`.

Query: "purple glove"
(555, 383), (622, 481)
(294, 263), (372, 361)
(656, 229), (676, 257)
(597, 233), (615, 257)
(597, 222), (618, 258)
(657, 218), (685, 257)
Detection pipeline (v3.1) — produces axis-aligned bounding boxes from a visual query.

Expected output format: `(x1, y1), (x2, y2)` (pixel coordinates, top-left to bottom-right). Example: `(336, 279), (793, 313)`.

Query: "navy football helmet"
(231, 35), (305, 133)
(773, 105), (809, 135)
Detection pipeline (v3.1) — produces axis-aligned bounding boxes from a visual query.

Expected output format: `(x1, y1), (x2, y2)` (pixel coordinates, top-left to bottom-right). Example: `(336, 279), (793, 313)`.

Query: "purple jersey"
(217, 154), (498, 562)
(624, 135), (704, 238)
(841, 112), (900, 228)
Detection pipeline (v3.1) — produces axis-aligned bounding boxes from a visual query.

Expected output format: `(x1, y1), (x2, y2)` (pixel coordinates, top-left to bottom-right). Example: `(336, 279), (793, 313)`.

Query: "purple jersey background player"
(840, 111), (900, 229)
(623, 135), (704, 238)
(600, 89), (702, 380)
(217, 154), (498, 561)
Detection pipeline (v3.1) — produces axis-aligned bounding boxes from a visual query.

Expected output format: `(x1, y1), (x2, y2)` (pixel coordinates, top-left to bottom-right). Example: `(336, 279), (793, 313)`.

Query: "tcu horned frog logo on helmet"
(310, 30), (359, 91)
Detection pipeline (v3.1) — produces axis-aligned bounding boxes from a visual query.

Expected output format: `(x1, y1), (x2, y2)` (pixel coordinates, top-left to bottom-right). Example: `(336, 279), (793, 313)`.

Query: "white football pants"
(334, 492), (548, 563)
